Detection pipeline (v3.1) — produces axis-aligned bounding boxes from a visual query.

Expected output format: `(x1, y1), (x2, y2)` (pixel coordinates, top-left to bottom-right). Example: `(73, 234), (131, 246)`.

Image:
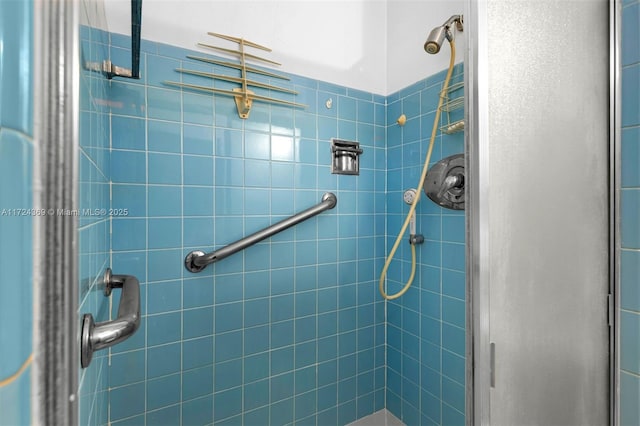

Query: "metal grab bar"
(185, 192), (338, 273)
(80, 269), (141, 368)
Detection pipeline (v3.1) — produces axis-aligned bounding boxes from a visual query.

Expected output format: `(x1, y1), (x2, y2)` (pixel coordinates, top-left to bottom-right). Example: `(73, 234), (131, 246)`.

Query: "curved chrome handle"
(81, 269), (141, 368)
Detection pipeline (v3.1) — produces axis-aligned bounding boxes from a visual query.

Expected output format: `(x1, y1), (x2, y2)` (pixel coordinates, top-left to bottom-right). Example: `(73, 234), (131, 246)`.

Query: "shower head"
(424, 15), (463, 54)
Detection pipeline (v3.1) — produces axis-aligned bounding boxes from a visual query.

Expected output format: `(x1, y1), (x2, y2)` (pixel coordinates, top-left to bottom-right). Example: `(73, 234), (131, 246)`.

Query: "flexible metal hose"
(379, 39), (458, 300)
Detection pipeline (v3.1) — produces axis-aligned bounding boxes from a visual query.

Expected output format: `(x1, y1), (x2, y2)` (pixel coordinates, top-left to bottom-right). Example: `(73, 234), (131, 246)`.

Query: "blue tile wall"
(621, 1), (640, 425)
(109, 36), (387, 425)
(384, 64), (466, 426)
(77, 1), (112, 425)
(0, 0), (33, 424)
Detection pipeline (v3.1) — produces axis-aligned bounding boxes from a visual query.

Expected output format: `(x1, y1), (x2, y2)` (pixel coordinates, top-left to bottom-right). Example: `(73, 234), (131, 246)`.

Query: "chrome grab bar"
(81, 268), (141, 368)
(185, 192), (338, 273)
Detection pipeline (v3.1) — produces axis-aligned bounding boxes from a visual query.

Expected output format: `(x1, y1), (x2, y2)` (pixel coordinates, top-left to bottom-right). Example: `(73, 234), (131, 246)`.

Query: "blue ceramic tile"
(183, 217), (214, 247)
(147, 312), (181, 346)
(214, 358), (242, 391)
(622, 189), (640, 248)
(112, 184), (146, 217)
(442, 376), (465, 413)
(183, 276), (214, 308)
(244, 378), (269, 411)
(0, 131), (32, 380)
(215, 274), (243, 304)
(147, 374), (180, 410)
(622, 127), (640, 188)
(183, 124), (213, 155)
(272, 135), (295, 162)
(0, 0), (32, 135)
(184, 155), (213, 186)
(244, 298), (269, 327)
(442, 402), (465, 425)
(215, 96), (244, 130)
(214, 302), (243, 333)
(182, 336), (213, 370)
(147, 342), (181, 379)
(623, 3), (640, 66)
(244, 352), (269, 383)
(184, 307), (214, 339)
(442, 296), (465, 329)
(245, 159), (271, 187)
(183, 186), (213, 216)
(213, 388), (243, 422)
(271, 320), (294, 349)
(147, 218), (181, 249)
(244, 325), (269, 356)
(215, 157), (244, 186)
(112, 116), (146, 150)
(111, 150), (146, 183)
(148, 153), (181, 184)
(146, 55), (180, 88)
(0, 364), (31, 426)
(182, 365), (213, 400)
(147, 405), (180, 426)
(147, 249), (182, 281)
(270, 372), (295, 403)
(148, 87), (181, 121)
(621, 311), (640, 375)
(110, 81), (146, 117)
(244, 132), (270, 160)
(216, 129), (243, 158)
(148, 120), (181, 153)
(621, 371), (640, 425)
(109, 350), (145, 388)
(109, 382), (145, 421)
(182, 396), (213, 426)
(147, 281), (182, 314)
(442, 242), (465, 271)
(215, 330), (243, 362)
(148, 186), (181, 216)
(442, 323), (465, 357)
(622, 250), (640, 312)
(622, 65), (640, 127)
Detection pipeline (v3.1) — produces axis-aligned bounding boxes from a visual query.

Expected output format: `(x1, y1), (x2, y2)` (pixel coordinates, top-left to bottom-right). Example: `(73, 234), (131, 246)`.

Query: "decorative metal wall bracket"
(164, 32), (305, 118)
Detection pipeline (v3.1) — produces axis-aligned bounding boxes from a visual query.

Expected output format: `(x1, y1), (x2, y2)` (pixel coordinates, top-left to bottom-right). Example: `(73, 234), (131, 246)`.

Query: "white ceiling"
(104, 0), (465, 95)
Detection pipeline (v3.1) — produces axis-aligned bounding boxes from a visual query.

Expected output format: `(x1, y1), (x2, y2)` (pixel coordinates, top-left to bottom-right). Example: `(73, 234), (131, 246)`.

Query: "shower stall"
(0, 0), (638, 425)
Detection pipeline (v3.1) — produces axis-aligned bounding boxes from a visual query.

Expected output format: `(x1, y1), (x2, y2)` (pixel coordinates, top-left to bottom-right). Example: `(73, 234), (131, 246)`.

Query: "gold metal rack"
(440, 80), (465, 134)
(164, 32), (305, 119)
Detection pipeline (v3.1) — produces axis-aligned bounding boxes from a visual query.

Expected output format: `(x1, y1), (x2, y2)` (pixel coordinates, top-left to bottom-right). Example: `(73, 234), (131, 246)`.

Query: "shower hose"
(378, 39), (457, 300)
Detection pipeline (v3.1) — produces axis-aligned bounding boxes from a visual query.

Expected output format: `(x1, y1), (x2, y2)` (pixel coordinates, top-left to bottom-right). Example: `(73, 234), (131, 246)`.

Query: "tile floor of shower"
(348, 410), (404, 426)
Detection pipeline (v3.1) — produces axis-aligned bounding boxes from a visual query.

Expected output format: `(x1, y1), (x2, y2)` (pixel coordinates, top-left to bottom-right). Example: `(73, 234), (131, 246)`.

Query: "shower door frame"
(464, 0), (621, 424)
(32, 0), (81, 424)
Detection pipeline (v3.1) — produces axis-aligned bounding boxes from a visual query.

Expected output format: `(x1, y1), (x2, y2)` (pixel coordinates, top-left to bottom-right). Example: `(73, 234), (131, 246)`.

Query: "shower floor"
(347, 409), (404, 426)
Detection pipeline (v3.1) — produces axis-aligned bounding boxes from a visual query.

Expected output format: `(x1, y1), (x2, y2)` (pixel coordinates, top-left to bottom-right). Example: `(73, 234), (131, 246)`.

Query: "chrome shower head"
(424, 15), (463, 54)
(425, 26), (447, 54)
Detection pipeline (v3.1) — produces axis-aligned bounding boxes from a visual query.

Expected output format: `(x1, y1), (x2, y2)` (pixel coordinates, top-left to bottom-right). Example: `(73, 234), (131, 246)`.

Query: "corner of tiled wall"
(620, 0), (640, 424)
(0, 0), (34, 425)
(384, 63), (466, 425)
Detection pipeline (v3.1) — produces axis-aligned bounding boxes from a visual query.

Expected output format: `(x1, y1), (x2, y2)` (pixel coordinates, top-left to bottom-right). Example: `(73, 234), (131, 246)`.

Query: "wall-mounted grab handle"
(185, 192), (337, 273)
(81, 268), (141, 368)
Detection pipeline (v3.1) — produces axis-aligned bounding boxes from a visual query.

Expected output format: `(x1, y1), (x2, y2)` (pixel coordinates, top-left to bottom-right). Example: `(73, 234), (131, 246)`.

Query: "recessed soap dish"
(330, 138), (363, 175)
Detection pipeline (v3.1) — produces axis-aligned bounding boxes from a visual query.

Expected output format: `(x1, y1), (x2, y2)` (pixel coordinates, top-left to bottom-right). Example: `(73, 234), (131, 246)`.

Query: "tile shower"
(98, 33), (464, 425)
(0, 1), (637, 425)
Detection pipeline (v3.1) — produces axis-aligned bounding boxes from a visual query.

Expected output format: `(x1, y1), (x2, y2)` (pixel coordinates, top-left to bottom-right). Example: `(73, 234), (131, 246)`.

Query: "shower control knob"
(403, 188), (417, 205)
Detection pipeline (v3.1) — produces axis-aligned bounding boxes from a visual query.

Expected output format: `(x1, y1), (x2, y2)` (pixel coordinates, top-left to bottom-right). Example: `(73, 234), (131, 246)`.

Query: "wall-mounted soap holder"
(330, 138), (363, 175)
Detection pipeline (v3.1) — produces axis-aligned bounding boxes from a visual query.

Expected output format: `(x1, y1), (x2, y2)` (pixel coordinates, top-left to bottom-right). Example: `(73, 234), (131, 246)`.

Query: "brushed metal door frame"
(465, 0), (618, 424)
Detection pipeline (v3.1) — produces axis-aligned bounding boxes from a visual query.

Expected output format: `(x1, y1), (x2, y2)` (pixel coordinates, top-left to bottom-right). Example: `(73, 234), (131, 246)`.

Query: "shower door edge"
(465, 0), (491, 424)
(609, 0), (621, 424)
(32, 0), (81, 424)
